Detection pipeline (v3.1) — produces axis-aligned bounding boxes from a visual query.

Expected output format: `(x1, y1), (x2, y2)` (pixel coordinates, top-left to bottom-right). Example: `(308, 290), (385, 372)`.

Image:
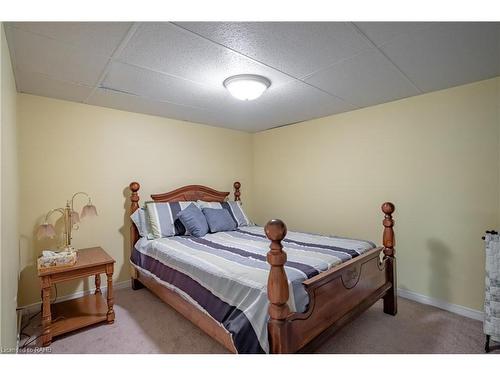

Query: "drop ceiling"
(5, 22), (500, 132)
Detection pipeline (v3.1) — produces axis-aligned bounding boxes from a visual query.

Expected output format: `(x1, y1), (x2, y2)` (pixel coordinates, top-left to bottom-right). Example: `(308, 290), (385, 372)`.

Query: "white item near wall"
(483, 231), (500, 352)
(37, 250), (77, 270)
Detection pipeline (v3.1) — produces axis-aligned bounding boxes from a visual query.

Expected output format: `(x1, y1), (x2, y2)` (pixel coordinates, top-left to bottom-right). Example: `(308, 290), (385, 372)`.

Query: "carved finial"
(265, 219), (287, 242)
(381, 202), (395, 257)
(130, 182), (140, 213)
(233, 181), (241, 201)
(382, 202), (395, 215)
(130, 181), (140, 192)
(265, 219), (289, 321)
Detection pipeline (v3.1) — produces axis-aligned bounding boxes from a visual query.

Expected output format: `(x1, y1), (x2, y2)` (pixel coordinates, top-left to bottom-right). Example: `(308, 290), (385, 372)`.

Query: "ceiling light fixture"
(223, 74), (271, 101)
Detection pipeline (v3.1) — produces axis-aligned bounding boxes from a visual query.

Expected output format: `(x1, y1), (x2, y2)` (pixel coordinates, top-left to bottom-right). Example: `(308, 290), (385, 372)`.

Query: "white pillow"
(146, 201), (196, 238)
(130, 207), (152, 238)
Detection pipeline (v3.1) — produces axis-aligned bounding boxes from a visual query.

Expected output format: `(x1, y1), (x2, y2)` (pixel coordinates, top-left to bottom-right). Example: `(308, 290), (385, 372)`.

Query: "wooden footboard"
(265, 203), (397, 353)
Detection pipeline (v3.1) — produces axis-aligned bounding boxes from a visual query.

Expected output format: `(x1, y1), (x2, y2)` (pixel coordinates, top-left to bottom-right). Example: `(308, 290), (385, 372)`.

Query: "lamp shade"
(81, 204), (98, 219)
(71, 210), (80, 224)
(37, 223), (56, 240)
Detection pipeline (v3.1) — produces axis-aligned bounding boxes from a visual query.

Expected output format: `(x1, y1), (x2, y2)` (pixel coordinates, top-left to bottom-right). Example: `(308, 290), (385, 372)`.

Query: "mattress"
(131, 225), (376, 353)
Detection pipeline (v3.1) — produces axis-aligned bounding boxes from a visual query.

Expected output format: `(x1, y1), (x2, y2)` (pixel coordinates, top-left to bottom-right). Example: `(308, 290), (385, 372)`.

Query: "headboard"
(151, 184), (230, 203)
(128, 181), (242, 251)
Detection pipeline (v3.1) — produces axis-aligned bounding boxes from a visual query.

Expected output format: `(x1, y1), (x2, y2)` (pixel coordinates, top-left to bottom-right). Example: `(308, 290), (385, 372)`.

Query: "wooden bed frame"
(128, 181), (397, 354)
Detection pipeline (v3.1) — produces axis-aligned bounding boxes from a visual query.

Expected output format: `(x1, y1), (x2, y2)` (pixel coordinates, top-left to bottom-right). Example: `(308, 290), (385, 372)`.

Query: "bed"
(128, 181), (397, 353)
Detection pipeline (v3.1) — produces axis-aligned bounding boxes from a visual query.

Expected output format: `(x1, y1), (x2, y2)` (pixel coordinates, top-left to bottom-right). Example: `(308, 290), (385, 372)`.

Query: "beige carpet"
(19, 287), (495, 354)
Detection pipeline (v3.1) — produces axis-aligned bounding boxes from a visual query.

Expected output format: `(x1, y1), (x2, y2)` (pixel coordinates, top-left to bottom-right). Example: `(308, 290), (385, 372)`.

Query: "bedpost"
(381, 202), (397, 315)
(265, 219), (290, 353)
(130, 181), (141, 239)
(233, 181), (241, 202)
(129, 182), (143, 290)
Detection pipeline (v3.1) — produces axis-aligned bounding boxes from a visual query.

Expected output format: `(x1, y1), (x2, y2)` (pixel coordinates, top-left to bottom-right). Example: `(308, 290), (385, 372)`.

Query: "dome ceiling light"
(223, 74), (271, 101)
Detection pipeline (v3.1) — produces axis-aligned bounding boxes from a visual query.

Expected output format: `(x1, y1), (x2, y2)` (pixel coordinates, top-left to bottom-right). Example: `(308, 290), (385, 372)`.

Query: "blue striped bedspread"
(131, 225), (376, 353)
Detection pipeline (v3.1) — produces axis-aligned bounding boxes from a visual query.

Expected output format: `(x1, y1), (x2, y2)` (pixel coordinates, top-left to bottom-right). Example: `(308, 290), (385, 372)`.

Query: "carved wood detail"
(129, 182), (140, 260)
(106, 263), (115, 324)
(233, 181), (241, 201)
(381, 202), (397, 316)
(340, 265), (361, 289)
(41, 277), (52, 346)
(95, 274), (101, 295)
(265, 219), (291, 353)
(262, 247), (391, 353)
(382, 202), (395, 257)
(151, 185), (229, 203)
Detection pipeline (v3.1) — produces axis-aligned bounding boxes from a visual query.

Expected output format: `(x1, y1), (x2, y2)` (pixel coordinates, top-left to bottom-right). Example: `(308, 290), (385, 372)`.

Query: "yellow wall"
(1, 23), (19, 350)
(253, 77), (500, 311)
(14, 74), (500, 313)
(17, 94), (254, 306)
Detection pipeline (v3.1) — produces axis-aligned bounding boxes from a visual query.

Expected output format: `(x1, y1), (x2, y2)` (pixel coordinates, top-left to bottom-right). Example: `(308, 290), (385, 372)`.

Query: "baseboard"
(19, 279), (130, 316)
(398, 288), (484, 321)
(17, 281), (482, 323)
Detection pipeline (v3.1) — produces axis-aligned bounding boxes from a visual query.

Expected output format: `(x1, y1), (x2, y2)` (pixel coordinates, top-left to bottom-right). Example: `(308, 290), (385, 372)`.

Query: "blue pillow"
(202, 208), (237, 233)
(197, 200), (252, 227)
(176, 203), (209, 238)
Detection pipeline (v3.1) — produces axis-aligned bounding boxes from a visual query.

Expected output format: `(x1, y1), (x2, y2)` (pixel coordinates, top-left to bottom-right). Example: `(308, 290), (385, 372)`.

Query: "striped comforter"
(131, 226), (376, 353)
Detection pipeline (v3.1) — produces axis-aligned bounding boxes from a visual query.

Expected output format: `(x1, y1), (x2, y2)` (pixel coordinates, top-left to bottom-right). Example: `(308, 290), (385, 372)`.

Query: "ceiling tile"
(7, 22), (132, 57)
(305, 49), (419, 108)
(176, 22), (373, 78)
(101, 61), (221, 109)
(257, 81), (356, 129)
(100, 60), (352, 130)
(6, 26), (109, 86)
(88, 80), (353, 133)
(210, 80), (356, 132)
(87, 88), (240, 130)
(353, 22), (435, 47)
(378, 22), (500, 92)
(16, 69), (93, 102)
(6, 22), (500, 132)
(117, 22), (293, 88)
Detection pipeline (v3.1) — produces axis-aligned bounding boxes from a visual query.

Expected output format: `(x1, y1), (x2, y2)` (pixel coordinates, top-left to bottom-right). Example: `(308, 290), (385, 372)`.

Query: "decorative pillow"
(197, 200), (252, 227)
(202, 208), (237, 233)
(130, 207), (151, 238)
(146, 201), (196, 238)
(176, 203), (209, 238)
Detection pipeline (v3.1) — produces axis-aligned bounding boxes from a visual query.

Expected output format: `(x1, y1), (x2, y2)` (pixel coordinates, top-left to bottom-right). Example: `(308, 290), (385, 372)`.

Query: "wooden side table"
(37, 247), (115, 346)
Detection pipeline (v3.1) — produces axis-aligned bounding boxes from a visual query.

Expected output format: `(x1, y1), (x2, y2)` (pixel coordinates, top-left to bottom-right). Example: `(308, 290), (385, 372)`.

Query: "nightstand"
(37, 247), (115, 346)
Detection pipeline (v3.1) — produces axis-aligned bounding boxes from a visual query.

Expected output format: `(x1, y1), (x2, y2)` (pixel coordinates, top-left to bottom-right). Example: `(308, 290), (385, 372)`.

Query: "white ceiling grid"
(5, 22), (500, 132)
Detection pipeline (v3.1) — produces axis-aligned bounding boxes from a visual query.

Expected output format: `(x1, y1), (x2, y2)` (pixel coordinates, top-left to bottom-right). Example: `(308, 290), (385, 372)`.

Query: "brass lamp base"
(56, 244), (76, 253)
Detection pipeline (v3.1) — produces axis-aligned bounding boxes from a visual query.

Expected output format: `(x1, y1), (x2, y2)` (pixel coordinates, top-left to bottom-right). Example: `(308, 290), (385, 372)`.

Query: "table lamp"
(37, 192), (98, 252)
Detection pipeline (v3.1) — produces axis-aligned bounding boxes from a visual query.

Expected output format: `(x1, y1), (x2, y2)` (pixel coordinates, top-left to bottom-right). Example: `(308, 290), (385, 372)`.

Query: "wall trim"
(398, 288), (484, 321)
(19, 279), (130, 316)
(18, 283), (482, 330)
